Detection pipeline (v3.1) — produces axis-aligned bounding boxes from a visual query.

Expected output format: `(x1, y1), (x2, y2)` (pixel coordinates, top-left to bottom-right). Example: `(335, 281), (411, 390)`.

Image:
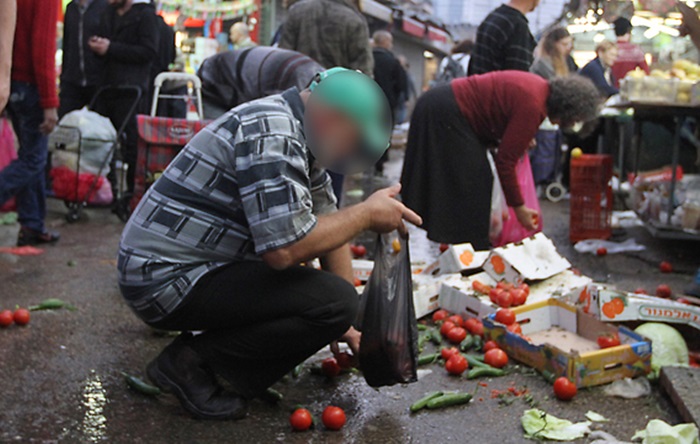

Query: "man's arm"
(262, 184), (421, 270)
(503, 22), (534, 72)
(0, 0), (16, 112)
(278, 7), (299, 50)
(346, 18), (374, 75)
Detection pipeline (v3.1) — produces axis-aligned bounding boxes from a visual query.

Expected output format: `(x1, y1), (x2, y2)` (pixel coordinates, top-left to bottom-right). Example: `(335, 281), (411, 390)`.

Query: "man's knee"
(311, 272), (359, 333)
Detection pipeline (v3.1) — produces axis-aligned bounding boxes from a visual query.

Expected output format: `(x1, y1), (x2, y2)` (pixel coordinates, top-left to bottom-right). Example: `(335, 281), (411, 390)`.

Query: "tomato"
(13, 308), (30, 326)
(553, 377), (577, 401)
(496, 281), (514, 291)
(439, 243), (449, 253)
(472, 280), (492, 295)
(634, 288), (648, 294)
(596, 247), (607, 256)
(0, 310), (12, 328)
(483, 349), (508, 368)
(463, 318), (484, 337)
(518, 283), (530, 296)
(447, 315), (464, 327)
(321, 357), (341, 377)
(445, 353), (468, 375)
(322, 406), (346, 431)
(483, 340), (500, 352)
(335, 352), (355, 370)
(506, 323), (522, 335)
(432, 309), (449, 323)
(489, 288), (504, 304)
(656, 284), (672, 299)
(494, 308), (516, 326)
(510, 289), (527, 306)
(659, 261), (673, 273)
(350, 244), (367, 258)
(441, 347), (460, 360)
(496, 291), (513, 308)
(446, 327), (467, 344)
(290, 408), (313, 431)
(440, 321), (456, 337)
(597, 334), (621, 349)
(353, 278), (362, 287)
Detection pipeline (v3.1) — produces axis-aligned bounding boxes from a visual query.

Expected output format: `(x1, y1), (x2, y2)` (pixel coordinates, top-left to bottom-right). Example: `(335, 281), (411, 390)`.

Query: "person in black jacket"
(88, 0), (159, 195)
(59, 0), (108, 118)
(371, 30), (406, 174)
(579, 40), (619, 98)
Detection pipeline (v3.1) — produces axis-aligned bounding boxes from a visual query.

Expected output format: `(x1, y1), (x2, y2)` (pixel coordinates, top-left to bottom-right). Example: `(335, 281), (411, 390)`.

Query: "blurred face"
(230, 29), (241, 43)
(305, 99), (362, 172)
(556, 36), (573, 56)
(600, 47), (618, 67)
(529, 0), (541, 12)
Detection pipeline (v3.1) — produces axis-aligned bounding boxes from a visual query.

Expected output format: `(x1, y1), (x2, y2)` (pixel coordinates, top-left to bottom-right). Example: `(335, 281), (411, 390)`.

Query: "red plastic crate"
(569, 154), (613, 243)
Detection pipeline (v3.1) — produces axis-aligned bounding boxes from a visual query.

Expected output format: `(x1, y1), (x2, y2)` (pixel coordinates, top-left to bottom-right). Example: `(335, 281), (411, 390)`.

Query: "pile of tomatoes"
(433, 309), (484, 343)
(0, 308), (30, 328)
(289, 406), (346, 432)
(472, 280), (530, 309)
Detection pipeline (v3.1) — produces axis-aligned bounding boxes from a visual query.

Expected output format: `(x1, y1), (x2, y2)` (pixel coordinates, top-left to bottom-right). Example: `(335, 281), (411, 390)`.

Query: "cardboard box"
(352, 259), (374, 282)
(483, 298), (652, 388)
(438, 270), (592, 321)
(438, 243), (489, 274)
(413, 274), (442, 319)
(569, 284), (700, 330)
(483, 233), (571, 284)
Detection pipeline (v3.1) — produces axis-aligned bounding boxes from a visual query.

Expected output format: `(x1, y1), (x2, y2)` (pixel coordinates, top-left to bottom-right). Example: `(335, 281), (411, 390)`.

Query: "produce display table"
(615, 101), (700, 241)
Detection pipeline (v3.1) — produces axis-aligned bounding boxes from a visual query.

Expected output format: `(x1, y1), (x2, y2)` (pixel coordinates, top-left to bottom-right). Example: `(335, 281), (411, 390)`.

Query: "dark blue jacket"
(579, 57), (618, 97)
(61, 0), (108, 87)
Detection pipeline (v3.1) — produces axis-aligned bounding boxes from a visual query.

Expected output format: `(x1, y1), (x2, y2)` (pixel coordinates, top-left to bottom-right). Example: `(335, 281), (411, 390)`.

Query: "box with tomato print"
(483, 298), (652, 388)
(483, 233), (571, 285)
(438, 243), (489, 274)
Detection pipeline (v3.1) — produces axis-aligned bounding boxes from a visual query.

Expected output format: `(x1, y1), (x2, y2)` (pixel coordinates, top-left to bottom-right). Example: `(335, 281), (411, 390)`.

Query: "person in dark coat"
(579, 40), (619, 97)
(59, 0), (108, 118)
(197, 46), (323, 119)
(88, 0), (159, 195)
(151, 15), (184, 118)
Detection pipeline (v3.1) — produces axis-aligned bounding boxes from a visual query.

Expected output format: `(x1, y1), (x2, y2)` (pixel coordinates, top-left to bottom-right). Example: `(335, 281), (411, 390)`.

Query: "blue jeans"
(0, 82), (48, 232)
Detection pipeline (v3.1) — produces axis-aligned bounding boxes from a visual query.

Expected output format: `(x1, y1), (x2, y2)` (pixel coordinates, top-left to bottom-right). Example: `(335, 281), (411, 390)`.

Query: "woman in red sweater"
(400, 71), (600, 249)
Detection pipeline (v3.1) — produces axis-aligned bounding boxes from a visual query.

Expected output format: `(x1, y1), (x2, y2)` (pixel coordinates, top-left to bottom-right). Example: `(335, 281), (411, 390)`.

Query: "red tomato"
(472, 280), (492, 295)
(446, 327), (467, 344)
(447, 315), (464, 327)
(13, 308), (30, 326)
(634, 288), (648, 294)
(659, 261), (673, 273)
(496, 291), (513, 308)
(553, 377), (577, 401)
(441, 347), (460, 360)
(335, 352), (355, 370)
(483, 340), (500, 352)
(440, 321), (457, 337)
(350, 245), (367, 258)
(510, 289), (527, 307)
(489, 288), (503, 304)
(596, 247), (608, 256)
(0, 310), (12, 328)
(321, 357), (341, 377)
(483, 349), (508, 368)
(432, 309), (449, 323)
(439, 243), (449, 253)
(445, 354), (468, 375)
(506, 323), (522, 335)
(463, 318), (484, 337)
(497, 281), (514, 291)
(322, 406), (346, 431)
(518, 283), (530, 296)
(494, 308), (516, 326)
(353, 278), (362, 287)
(656, 284), (672, 298)
(597, 334), (621, 349)
(290, 408), (313, 431)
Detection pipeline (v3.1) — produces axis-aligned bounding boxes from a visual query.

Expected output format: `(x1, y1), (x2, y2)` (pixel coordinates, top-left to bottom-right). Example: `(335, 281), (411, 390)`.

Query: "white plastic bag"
(487, 151), (508, 244)
(53, 107), (116, 176)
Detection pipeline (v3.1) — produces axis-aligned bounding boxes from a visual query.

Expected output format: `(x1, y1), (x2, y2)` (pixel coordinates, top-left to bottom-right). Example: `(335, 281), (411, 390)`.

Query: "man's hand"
(330, 326), (361, 357)
(39, 108), (58, 134)
(362, 184), (422, 236)
(678, 2), (700, 36)
(0, 79), (9, 113)
(88, 36), (110, 56)
(514, 205), (539, 230)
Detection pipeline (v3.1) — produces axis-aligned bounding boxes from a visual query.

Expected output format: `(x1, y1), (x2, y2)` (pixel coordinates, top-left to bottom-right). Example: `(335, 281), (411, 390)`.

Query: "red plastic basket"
(569, 154), (613, 243)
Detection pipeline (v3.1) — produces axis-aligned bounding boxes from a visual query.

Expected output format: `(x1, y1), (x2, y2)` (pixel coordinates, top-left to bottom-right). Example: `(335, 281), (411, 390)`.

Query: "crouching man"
(117, 68), (421, 420)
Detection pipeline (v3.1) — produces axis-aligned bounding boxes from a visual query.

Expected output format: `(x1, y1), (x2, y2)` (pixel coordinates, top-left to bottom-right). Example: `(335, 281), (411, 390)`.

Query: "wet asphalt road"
(0, 149), (697, 443)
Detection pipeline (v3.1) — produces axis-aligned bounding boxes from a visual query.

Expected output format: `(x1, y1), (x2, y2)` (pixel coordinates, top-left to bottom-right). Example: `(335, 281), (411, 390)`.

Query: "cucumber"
(466, 366), (506, 379)
(429, 329), (443, 346)
(417, 353), (439, 366)
(465, 355), (490, 369)
(263, 387), (284, 403)
(417, 324), (429, 331)
(410, 391), (444, 412)
(292, 364), (303, 378)
(426, 393), (473, 409)
(472, 335), (483, 352)
(122, 373), (161, 396)
(459, 334), (475, 352)
(28, 298), (75, 311)
(418, 333), (431, 352)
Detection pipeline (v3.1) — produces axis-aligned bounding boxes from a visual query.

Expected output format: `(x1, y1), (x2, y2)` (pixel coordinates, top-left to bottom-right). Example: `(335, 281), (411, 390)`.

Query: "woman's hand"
(514, 205), (539, 230)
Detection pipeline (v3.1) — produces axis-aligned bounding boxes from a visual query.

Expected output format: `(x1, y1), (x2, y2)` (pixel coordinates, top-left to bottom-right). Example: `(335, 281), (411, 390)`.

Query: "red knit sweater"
(451, 71), (549, 207)
(12, 0), (60, 109)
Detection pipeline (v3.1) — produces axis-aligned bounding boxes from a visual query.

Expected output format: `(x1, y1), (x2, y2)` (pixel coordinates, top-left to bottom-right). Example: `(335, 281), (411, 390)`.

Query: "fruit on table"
(659, 261), (673, 273)
(446, 327), (467, 344)
(463, 318), (484, 337)
(483, 340), (500, 352)
(656, 284), (672, 299)
(13, 308), (30, 326)
(597, 334), (621, 349)
(483, 349), (508, 368)
(447, 314), (464, 327)
(553, 377), (577, 401)
(322, 406), (346, 431)
(496, 291), (513, 308)
(440, 320), (457, 337)
(489, 288), (504, 304)
(432, 309), (449, 322)
(0, 309), (13, 327)
(596, 247), (607, 256)
(510, 288), (527, 306)
(445, 354), (469, 376)
(321, 357), (341, 377)
(290, 408), (313, 431)
(495, 308), (516, 326)
(571, 147), (583, 158)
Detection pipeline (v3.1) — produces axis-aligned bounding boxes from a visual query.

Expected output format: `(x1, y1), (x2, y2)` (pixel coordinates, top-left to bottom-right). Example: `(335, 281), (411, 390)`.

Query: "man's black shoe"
(147, 334), (247, 420)
(17, 227), (60, 247)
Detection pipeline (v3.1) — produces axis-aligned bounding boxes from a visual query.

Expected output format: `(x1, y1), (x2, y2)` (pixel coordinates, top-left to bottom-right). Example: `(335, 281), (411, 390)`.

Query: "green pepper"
(410, 391), (444, 412)
(28, 298), (75, 311)
(459, 334), (475, 352)
(429, 329), (443, 346)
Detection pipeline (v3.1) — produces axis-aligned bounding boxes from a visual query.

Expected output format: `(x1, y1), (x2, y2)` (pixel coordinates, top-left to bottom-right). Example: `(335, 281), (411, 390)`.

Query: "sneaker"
(146, 334), (248, 420)
(17, 227), (60, 247)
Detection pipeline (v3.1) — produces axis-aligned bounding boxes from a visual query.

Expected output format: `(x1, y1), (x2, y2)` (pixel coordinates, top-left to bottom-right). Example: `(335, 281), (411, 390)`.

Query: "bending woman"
(400, 71), (601, 249)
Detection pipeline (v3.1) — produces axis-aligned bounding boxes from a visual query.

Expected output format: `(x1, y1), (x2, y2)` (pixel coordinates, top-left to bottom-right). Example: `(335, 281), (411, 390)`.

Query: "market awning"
(427, 26), (449, 43)
(361, 0), (392, 23)
(401, 16), (425, 38)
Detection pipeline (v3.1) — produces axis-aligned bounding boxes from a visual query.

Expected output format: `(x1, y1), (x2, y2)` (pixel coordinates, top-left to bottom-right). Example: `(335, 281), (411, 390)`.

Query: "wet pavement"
(0, 148), (697, 443)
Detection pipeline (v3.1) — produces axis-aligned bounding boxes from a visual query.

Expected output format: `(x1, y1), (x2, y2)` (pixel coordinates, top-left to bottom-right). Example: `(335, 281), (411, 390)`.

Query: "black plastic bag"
(356, 233), (418, 387)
